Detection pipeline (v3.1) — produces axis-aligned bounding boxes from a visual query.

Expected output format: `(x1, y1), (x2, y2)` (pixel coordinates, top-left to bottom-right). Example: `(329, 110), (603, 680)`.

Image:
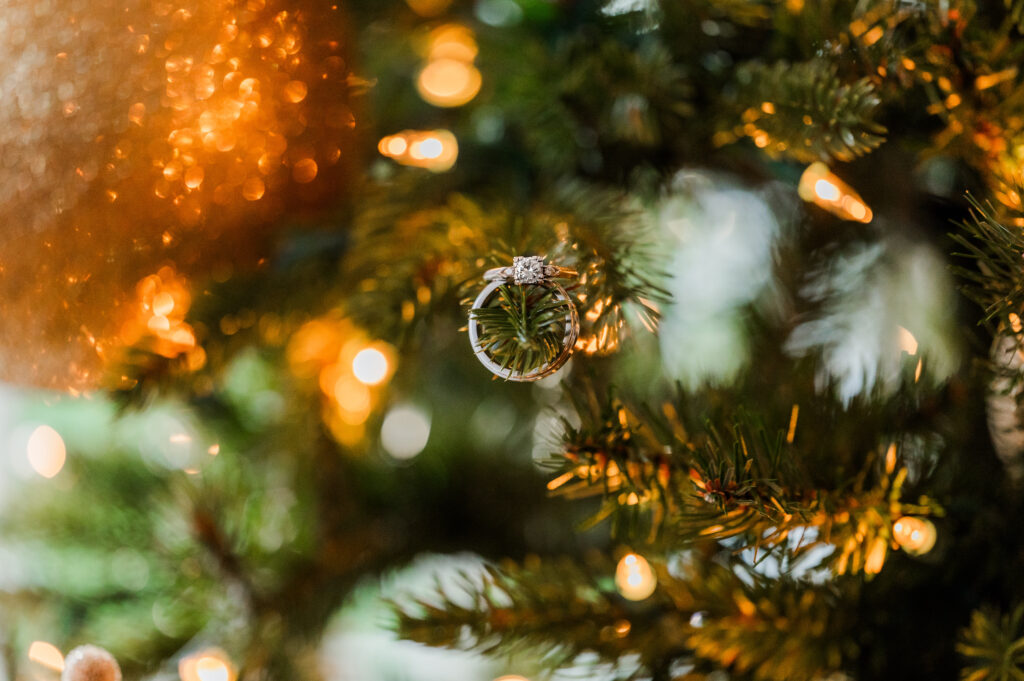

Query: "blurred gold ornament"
(892, 516), (937, 555)
(615, 552), (657, 601)
(0, 0), (355, 390)
(379, 130), (459, 172)
(798, 162), (873, 223)
(61, 645), (122, 681)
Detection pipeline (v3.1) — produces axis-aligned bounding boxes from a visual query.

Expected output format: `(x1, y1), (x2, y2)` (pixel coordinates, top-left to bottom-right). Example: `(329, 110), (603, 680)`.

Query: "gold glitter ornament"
(0, 0), (356, 390)
(61, 645), (122, 681)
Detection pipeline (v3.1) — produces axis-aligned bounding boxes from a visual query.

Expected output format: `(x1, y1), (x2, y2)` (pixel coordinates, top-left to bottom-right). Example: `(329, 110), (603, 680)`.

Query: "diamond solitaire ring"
(469, 256), (579, 381)
(483, 255), (578, 286)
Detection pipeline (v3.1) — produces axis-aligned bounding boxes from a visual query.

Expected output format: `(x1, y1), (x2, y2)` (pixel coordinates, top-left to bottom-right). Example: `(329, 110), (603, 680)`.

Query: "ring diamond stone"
(512, 256), (546, 285)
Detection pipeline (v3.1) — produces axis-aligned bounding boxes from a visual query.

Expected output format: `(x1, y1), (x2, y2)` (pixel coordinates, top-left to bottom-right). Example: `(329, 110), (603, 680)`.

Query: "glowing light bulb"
(814, 179), (840, 201)
(178, 649), (236, 681)
(379, 130), (458, 172)
(417, 137), (444, 159)
(863, 536), (888, 574)
(416, 59), (482, 107)
(427, 24), (479, 63)
(28, 641), (64, 671)
(27, 425), (67, 478)
(892, 516), (937, 556)
(352, 348), (389, 385)
(378, 135), (408, 157)
(196, 656), (231, 681)
(615, 552), (657, 601)
(798, 162), (873, 223)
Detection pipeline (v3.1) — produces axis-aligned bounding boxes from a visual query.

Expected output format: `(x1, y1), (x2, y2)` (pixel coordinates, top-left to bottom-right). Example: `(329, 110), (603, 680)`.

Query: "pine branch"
(395, 554), (851, 681)
(951, 193), (1024, 326)
(958, 605), (1024, 681)
(726, 60), (887, 162)
(544, 388), (941, 574)
(341, 178), (668, 354)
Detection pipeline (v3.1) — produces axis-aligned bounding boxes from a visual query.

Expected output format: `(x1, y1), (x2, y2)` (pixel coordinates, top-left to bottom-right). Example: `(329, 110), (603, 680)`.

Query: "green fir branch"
(951, 193), (1024, 326)
(729, 60), (887, 162)
(395, 554), (851, 681)
(958, 605), (1024, 681)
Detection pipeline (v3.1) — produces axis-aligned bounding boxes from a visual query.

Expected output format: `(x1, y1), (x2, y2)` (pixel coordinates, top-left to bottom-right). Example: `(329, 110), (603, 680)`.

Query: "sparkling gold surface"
(0, 0), (354, 390)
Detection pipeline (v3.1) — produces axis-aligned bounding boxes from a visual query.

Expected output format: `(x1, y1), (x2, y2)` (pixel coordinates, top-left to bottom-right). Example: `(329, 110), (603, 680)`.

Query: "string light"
(615, 552), (657, 601)
(798, 162), (873, 223)
(417, 59), (482, 107)
(863, 536), (888, 574)
(27, 425), (67, 479)
(416, 23), (481, 108)
(28, 641), (65, 671)
(178, 649), (236, 681)
(892, 516), (937, 556)
(378, 130), (459, 172)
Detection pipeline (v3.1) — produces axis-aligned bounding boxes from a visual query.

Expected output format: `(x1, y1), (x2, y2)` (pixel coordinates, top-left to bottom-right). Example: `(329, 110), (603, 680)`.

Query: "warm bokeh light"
(615, 552), (657, 601)
(494, 677), (530, 681)
(893, 516), (937, 555)
(798, 162), (873, 223)
(334, 377), (372, 418)
(352, 348), (390, 385)
(27, 425), (67, 479)
(863, 536), (888, 574)
(381, 405), (432, 459)
(287, 317), (398, 447)
(898, 326), (918, 355)
(814, 179), (841, 201)
(405, 0), (454, 16)
(178, 649), (236, 681)
(427, 24), (479, 63)
(378, 130), (459, 172)
(416, 58), (482, 107)
(125, 267), (199, 360)
(28, 641), (64, 672)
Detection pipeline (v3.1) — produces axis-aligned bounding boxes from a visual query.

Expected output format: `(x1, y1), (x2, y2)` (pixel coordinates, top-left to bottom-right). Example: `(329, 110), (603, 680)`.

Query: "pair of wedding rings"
(468, 256), (579, 381)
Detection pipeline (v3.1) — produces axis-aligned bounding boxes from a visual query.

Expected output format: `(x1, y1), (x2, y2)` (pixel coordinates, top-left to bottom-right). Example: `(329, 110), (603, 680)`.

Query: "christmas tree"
(5, 0), (1024, 680)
